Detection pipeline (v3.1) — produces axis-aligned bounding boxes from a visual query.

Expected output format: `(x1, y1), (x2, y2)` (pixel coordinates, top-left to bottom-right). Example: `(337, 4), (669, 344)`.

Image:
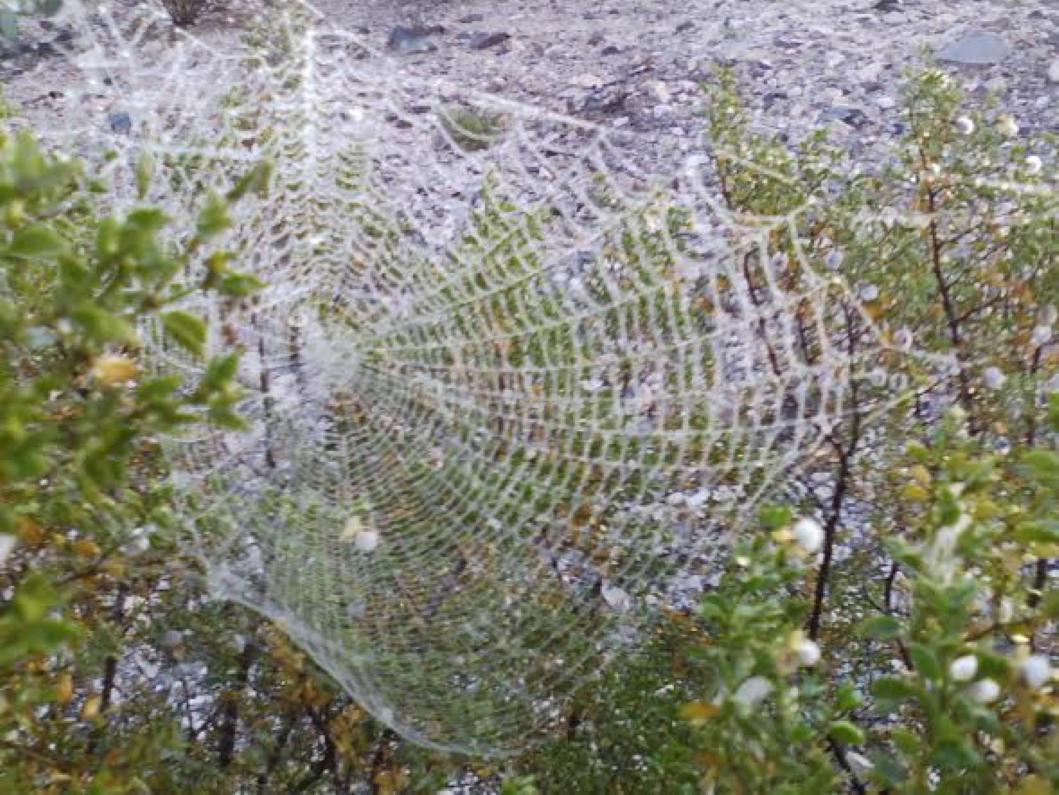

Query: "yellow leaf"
(1017, 775), (1050, 795)
(680, 701), (720, 723)
(91, 355), (140, 387)
(73, 539), (101, 558)
(340, 515), (361, 542)
(902, 484), (929, 502)
(81, 694), (102, 720)
(56, 673), (73, 705)
(909, 464), (932, 487)
(16, 516), (45, 544)
(101, 558), (125, 577)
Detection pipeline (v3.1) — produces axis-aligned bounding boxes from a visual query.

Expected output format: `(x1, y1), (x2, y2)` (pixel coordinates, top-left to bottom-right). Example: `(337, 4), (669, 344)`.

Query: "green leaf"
(137, 374), (183, 402)
(757, 504), (792, 531)
(1022, 450), (1059, 487)
(1014, 520), (1059, 545)
(162, 310), (206, 356)
(226, 161), (272, 201)
(217, 271), (264, 297)
(964, 655), (1005, 689)
(8, 225), (63, 259)
(869, 753), (908, 786)
(871, 676), (919, 702)
(836, 683), (862, 711)
(908, 643), (942, 681)
(135, 152), (153, 200)
(195, 192), (230, 239)
(856, 614), (903, 640)
(891, 728), (920, 757)
(202, 353), (239, 389)
(1039, 588), (1059, 620)
(12, 575), (60, 622)
(828, 720), (865, 745)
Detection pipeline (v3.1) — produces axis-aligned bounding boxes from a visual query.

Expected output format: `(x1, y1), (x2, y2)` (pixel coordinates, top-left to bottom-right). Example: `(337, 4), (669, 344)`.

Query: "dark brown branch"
(922, 180), (976, 434)
(827, 738), (867, 795)
(807, 304), (862, 640)
(218, 639), (256, 769)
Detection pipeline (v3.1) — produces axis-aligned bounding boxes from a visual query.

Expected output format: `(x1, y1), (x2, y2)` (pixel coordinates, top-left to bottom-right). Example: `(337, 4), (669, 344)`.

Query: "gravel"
(6, 0), (1056, 156)
(301, 0), (1058, 157)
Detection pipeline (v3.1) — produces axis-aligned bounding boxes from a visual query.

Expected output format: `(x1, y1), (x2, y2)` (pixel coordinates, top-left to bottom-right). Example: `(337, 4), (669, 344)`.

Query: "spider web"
(20, 0), (918, 754)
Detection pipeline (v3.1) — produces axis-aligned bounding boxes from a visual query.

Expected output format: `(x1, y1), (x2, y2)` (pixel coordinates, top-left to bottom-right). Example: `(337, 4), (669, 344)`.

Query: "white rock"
(1025, 155), (1043, 176)
(1048, 58), (1059, 84)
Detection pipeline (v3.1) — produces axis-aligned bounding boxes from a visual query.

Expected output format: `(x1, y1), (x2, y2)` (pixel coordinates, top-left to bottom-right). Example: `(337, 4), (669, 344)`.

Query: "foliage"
(509, 64), (1057, 793)
(1, 58), (1056, 793)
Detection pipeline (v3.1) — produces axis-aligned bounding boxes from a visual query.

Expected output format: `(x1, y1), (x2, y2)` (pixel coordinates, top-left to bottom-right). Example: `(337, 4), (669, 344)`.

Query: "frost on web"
(20, 1), (909, 754)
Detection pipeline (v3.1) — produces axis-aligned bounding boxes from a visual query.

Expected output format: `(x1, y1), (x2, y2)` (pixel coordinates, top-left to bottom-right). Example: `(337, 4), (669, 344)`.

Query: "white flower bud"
(981, 367), (1006, 390)
(1019, 655), (1053, 690)
(949, 654), (978, 682)
(354, 529), (380, 553)
(968, 678), (1001, 703)
(0, 534), (15, 566)
(955, 116), (975, 135)
(732, 676), (774, 708)
(792, 518), (824, 554)
(997, 114), (1019, 138)
(601, 581), (632, 611)
(1031, 325), (1053, 348)
(892, 326), (913, 351)
(1024, 155), (1043, 175)
(859, 283), (879, 302)
(795, 638), (821, 667)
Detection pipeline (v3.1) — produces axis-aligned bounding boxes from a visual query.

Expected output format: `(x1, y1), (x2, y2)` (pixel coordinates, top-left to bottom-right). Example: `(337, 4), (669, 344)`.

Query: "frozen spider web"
(19, 0), (923, 754)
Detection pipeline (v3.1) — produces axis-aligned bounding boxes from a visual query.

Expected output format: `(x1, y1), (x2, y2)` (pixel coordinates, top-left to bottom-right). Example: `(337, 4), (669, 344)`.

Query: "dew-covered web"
(21, 0), (941, 755)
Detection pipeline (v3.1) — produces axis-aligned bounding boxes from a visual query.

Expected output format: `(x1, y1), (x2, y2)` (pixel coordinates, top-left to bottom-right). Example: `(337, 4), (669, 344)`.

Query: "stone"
(108, 112), (132, 135)
(571, 73), (604, 88)
(468, 31), (510, 50)
(937, 32), (1011, 65)
(1049, 58), (1059, 84)
(387, 25), (442, 55)
(457, 13), (483, 23)
(821, 106), (869, 129)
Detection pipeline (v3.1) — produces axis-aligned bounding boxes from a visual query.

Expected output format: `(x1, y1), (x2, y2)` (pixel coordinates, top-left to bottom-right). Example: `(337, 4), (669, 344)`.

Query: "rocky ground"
(5, 1), (1058, 163)
(306, 0), (1059, 160)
